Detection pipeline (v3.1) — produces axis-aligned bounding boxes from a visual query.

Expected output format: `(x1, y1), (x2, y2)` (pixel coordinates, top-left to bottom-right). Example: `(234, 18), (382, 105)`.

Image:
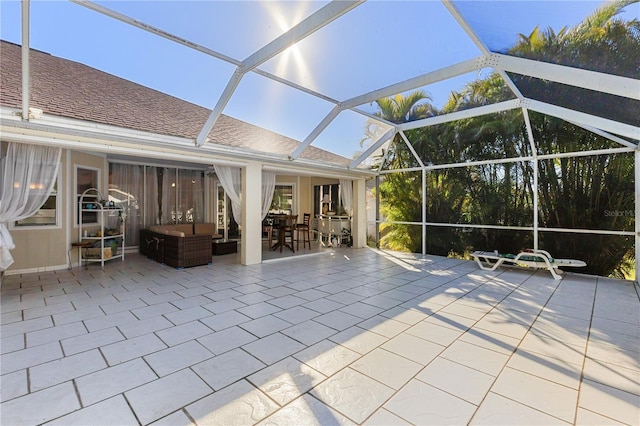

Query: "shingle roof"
(0, 40), (350, 166)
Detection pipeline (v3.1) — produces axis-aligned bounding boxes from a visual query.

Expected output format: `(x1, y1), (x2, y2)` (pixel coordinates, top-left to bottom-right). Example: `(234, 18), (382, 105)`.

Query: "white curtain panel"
(339, 179), (353, 216)
(261, 171), (276, 220)
(0, 142), (61, 270)
(144, 166), (160, 226)
(214, 165), (242, 226)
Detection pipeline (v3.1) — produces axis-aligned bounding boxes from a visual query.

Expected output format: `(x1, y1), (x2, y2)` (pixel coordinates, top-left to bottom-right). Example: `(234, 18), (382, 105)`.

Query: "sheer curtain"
(144, 166), (159, 226)
(0, 142), (62, 270)
(177, 169), (204, 223)
(214, 165), (242, 226)
(261, 171), (276, 220)
(339, 179), (353, 216)
(109, 163), (143, 247)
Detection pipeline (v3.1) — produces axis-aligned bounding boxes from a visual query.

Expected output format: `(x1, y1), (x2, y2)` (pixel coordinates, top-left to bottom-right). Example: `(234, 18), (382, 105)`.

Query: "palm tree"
(373, 91), (434, 252)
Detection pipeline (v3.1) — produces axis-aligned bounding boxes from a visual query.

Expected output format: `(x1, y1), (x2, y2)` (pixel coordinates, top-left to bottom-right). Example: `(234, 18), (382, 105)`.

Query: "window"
(14, 170), (61, 228)
(269, 184), (294, 215)
(76, 166), (100, 225)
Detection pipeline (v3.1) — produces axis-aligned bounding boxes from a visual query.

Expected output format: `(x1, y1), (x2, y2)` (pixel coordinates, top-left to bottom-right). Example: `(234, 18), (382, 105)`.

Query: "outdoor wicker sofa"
(139, 223), (220, 268)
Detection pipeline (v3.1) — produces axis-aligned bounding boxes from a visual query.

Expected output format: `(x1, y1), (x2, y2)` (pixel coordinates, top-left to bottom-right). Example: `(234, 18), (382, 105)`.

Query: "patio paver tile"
(294, 339), (360, 376)
(116, 315), (174, 339)
(384, 379), (477, 425)
(26, 321), (87, 347)
(471, 392), (570, 425)
(236, 301), (282, 319)
(313, 310), (362, 331)
(202, 298), (246, 314)
(247, 356), (326, 406)
(358, 315), (410, 338)
(30, 348), (106, 391)
(101, 332), (168, 366)
(329, 326), (388, 355)
(1, 315), (53, 338)
(199, 310), (251, 331)
(148, 409), (195, 426)
(282, 319), (337, 346)
(46, 395), (139, 426)
(1, 341), (63, 375)
(197, 325), (257, 355)
(239, 314), (293, 337)
(144, 340), (213, 377)
(507, 349), (583, 389)
(417, 357), (495, 405)
(163, 305), (212, 325)
(441, 340), (510, 377)
(311, 368), (395, 424)
(83, 310), (138, 332)
(125, 368), (212, 425)
(578, 379), (640, 425)
(491, 367), (578, 422)
(191, 347), (265, 391)
(155, 320), (213, 347)
(1, 333), (24, 354)
(186, 379), (278, 425)
(363, 408), (411, 426)
(75, 358), (157, 405)
(243, 332), (306, 366)
(1, 369), (28, 401)
(61, 326), (124, 355)
(351, 348), (422, 390)
(406, 320), (464, 346)
(131, 302), (179, 320)
(381, 333), (445, 365)
(0, 382), (80, 425)
(256, 394), (355, 426)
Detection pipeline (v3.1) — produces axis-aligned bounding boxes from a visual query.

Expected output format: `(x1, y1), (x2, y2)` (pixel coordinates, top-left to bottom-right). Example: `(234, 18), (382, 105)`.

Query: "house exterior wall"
(6, 148), (108, 274)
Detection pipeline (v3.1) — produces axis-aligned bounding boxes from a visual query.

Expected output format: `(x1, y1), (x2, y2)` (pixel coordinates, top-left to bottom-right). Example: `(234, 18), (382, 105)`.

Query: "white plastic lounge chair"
(470, 249), (586, 280)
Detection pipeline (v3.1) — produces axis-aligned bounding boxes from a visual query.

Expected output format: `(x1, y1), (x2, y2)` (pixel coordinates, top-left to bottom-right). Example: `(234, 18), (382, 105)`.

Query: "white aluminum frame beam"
(196, 0), (362, 146)
(341, 56), (486, 110)
(490, 53), (640, 101)
(290, 56), (486, 160)
(524, 99), (640, 141)
(400, 99), (522, 131)
(350, 127), (397, 169)
(522, 108), (539, 249)
(399, 131), (424, 168)
(636, 150), (640, 283)
(21, 0), (30, 121)
(290, 105), (342, 160)
(442, 0), (524, 100)
(568, 121), (638, 149)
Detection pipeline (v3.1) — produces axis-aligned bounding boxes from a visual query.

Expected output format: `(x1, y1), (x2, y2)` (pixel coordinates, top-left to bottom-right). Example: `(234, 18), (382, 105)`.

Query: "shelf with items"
(78, 188), (125, 269)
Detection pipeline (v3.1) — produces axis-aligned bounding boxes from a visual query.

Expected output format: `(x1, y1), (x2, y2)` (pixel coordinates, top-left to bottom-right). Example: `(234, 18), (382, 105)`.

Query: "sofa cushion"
(194, 223), (222, 239)
(174, 224), (194, 235)
(149, 224), (193, 235)
(165, 230), (186, 237)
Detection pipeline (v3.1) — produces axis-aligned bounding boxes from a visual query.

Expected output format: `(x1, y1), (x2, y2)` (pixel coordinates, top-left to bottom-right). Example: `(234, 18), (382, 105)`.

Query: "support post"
(375, 175), (380, 248)
(635, 150), (640, 283)
(21, 0), (30, 121)
(241, 163), (262, 265)
(352, 178), (367, 248)
(422, 167), (426, 255)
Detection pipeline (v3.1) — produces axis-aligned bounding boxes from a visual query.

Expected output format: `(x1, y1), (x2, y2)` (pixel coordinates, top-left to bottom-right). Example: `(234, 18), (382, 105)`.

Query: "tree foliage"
(374, 0), (638, 278)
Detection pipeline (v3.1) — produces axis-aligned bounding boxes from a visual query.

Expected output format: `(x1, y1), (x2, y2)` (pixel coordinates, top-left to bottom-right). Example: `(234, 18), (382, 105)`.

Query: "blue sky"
(1, 1), (636, 159)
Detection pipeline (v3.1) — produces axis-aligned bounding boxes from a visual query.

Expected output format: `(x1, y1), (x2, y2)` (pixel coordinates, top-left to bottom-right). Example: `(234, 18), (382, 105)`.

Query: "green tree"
(372, 0), (637, 277)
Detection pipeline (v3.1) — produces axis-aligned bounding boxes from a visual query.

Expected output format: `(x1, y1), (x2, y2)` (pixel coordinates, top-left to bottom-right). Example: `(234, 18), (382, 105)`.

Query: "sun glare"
(263, 1), (317, 91)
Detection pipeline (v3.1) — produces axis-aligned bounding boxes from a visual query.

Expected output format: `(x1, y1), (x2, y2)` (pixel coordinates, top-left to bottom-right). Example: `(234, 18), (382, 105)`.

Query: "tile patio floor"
(1, 248), (639, 425)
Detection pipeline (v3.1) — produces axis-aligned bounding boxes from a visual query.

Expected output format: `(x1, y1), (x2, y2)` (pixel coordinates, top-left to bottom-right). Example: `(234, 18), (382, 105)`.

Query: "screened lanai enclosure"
(1, 0), (638, 279)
